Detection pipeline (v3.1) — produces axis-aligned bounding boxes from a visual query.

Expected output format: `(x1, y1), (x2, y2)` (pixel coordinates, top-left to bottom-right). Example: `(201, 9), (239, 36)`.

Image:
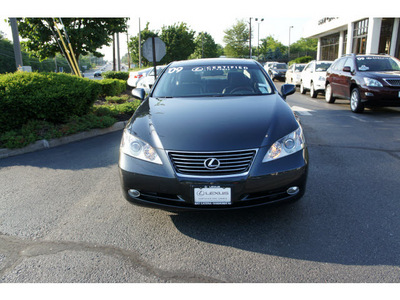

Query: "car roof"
(169, 58), (258, 67)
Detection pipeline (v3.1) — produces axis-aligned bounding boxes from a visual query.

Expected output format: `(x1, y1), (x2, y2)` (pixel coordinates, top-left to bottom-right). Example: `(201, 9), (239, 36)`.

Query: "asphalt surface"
(1, 82), (400, 284)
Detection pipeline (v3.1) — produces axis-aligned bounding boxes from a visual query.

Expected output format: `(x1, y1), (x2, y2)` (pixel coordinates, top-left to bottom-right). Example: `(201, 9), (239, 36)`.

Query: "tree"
(160, 23), (195, 63)
(189, 32), (219, 59)
(223, 20), (249, 58)
(128, 22), (158, 67)
(289, 37), (318, 58)
(258, 35), (287, 60)
(15, 18), (128, 65)
(0, 33), (16, 73)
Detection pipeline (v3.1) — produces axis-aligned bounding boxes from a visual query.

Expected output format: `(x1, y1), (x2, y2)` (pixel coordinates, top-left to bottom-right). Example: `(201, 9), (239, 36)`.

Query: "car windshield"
(152, 63), (273, 98)
(315, 62), (331, 72)
(356, 56), (400, 72)
(272, 63), (287, 69)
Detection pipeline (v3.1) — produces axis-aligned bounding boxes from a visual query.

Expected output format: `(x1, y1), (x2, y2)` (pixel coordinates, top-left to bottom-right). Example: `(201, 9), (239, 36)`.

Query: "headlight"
(271, 70), (278, 74)
(263, 127), (305, 162)
(318, 76), (325, 81)
(120, 129), (162, 164)
(363, 77), (383, 87)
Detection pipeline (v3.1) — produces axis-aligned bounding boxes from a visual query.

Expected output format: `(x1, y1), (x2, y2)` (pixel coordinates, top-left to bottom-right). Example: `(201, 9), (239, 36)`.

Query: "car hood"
(365, 70), (400, 78)
(128, 95), (299, 152)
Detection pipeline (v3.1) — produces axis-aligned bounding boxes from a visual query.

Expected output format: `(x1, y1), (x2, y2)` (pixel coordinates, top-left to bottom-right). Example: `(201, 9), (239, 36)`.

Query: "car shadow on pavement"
(170, 145), (400, 267)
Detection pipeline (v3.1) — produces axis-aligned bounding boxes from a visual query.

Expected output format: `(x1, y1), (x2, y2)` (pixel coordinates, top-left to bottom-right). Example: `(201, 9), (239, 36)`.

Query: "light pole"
(288, 26), (293, 61)
(249, 17), (252, 58)
(255, 18), (264, 61)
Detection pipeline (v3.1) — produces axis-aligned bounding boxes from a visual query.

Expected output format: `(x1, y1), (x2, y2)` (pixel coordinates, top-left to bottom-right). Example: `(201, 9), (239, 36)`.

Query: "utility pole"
(112, 33), (116, 71)
(116, 32), (121, 71)
(126, 30), (131, 69)
(249, 17), (252, 59)
(138, 18), (142, 68)
(9, 18), (23, 70)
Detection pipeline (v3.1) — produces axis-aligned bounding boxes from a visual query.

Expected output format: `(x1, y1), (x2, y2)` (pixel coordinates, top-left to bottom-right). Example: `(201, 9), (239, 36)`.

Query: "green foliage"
(289, 56), (314, 65)
(105, 94), (130, 104)
(98, 79), (127, 97)
(16, 18), (128, 62)
(0, 115), (116, 149)
(102, 71), (129, 80)
(128, 22), (159, 67)
(94, 100), (140, 116)
(0, 37), (17, 73)
(0, 72), (101, 131)
(189, 32), (220, 59)
(223, 20), (249, 58)
(160, 23), (196, 63)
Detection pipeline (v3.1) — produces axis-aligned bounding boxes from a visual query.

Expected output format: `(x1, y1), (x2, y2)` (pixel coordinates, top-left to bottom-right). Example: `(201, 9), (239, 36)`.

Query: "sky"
(2, 0), (398, 62)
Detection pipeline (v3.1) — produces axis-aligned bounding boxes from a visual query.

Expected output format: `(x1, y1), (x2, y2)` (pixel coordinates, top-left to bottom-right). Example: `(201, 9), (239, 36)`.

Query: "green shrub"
(0, 72), (101, 131)
(102, 71), (129, 81)
(98, 79), (127, 97)
(105, 95), (130, 104)
(289, 56), (314, 65)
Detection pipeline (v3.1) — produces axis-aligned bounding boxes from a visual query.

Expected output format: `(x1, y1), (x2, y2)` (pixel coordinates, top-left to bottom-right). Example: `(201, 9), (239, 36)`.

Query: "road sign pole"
(152, 37), (157, 80)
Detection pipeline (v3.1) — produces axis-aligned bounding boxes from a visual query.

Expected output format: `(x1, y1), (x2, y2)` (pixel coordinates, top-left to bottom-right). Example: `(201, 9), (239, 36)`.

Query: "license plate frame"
(194, 186), (231, 205)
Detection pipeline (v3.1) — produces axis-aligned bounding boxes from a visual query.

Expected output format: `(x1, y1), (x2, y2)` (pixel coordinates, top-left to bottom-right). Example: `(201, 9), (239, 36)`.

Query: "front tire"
(310, 82), (317, 98)
(350, 87), (364, 113)
(300, 81), (306, 94)
(325, 83), (335, 103)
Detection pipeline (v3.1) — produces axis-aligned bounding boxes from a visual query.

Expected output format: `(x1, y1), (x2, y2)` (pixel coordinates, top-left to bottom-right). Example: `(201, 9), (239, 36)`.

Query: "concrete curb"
(0, 121), (128, 159)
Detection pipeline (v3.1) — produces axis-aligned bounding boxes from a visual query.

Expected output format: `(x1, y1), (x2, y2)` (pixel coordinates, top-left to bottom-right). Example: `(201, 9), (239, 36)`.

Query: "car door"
(302, 62), (313, 89)
(341, 57), (355, 99)
(330, 58), (346, 97)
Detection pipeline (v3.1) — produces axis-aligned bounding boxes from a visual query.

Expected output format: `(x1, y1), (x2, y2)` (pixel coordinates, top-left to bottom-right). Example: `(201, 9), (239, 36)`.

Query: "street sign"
(142, 37), (166, 63)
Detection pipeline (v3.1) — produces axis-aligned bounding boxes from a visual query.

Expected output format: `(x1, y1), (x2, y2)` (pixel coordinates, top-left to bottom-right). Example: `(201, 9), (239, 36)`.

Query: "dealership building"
(303, 17), (400, 61)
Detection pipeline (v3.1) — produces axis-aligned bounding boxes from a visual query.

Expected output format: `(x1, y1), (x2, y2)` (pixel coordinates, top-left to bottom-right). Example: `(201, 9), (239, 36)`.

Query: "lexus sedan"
(119, 58), (308, 211)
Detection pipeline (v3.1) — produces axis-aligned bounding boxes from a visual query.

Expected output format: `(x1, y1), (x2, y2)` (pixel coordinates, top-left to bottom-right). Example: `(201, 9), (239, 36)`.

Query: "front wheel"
(310, 82), (317, 98)
(325, 83), (335, 103)
(350, 87), (364, 113)
(300, 81), (306, 94)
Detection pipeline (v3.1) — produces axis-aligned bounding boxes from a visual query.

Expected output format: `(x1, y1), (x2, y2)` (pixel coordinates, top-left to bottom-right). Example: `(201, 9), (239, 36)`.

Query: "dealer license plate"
(194, 187), (231, 205)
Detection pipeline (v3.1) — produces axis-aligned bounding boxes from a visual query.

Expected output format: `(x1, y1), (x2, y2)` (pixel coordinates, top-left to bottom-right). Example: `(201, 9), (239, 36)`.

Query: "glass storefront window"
(320, 33), (339, 60)
(353, 19), (369, 54)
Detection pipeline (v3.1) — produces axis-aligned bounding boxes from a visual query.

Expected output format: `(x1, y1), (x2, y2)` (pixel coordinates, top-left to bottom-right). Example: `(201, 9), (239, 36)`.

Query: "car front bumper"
(360, 86), (400, 107)
(119, 147), (309, 211)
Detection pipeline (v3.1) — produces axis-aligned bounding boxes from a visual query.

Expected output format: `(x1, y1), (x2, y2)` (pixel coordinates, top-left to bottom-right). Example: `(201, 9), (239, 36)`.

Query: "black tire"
(325, 83), (336, 103)
(300, 81), (306, 94)
(310, 82), (317, 98)
(350, 87), (364, 113)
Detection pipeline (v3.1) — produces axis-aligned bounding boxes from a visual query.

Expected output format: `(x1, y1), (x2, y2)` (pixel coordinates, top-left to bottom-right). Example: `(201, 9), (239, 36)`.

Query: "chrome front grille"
(168, 149), (257, 176)
(384, 79), (400, 87)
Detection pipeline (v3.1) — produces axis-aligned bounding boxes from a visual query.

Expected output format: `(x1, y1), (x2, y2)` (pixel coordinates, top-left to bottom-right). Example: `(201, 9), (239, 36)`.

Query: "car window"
(295, 65), (305, 72)
(356, 56), (400, 72)
(343, 58), (355, 71)
(152, 64), (274, 98)
(315, 62), (332, 72)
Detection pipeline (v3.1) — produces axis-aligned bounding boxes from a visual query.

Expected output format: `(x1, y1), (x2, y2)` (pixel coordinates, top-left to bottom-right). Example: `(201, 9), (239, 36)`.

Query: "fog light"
(287, 186), (299, 195)
(128, 189), (141, 198)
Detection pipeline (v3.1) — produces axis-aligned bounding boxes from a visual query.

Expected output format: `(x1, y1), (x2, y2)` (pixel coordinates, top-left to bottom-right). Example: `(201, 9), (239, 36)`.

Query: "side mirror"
(132, 88), (145, 100)
(343, 66), (352, 73)
(281, 84), (296, 100)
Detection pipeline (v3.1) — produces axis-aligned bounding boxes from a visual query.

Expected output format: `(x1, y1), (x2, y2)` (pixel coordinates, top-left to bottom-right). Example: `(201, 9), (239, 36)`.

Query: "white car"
(136, 65), (167, 94)
(285, 63), (306, 86)
(300, 60), (333, 98)
(127, 67), (152, 88)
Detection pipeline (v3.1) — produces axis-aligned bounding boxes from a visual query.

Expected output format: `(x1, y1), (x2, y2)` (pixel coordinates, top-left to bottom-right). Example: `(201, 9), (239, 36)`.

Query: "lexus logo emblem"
(204, 158), (220, 170)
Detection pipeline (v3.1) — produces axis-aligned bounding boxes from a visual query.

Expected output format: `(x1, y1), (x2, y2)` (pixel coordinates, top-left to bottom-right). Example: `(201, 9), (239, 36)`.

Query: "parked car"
(136, 65), (167, 94)
(127, 67), (153, 87)
(93, 70), (102, 77)
(300, 60), (333, 97)
(119, 58), (308, 211)
(264, 61), (278, 74)
(325, 54), (400, 113)
(285, 63), (306, 85)
(267, 62), (288, 81)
